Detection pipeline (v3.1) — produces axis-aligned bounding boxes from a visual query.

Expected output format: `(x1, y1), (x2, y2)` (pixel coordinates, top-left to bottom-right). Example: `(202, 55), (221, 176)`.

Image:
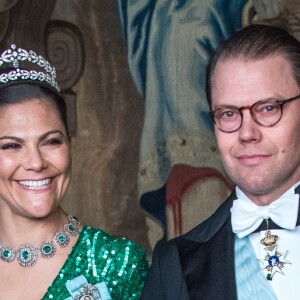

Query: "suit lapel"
(176, 191), (237, 300)
(175, 184), (300, 299)
(176, 219), (236, 299)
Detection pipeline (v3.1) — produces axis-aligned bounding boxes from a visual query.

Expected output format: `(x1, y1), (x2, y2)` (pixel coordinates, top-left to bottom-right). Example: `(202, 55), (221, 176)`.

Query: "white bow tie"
(231, 193), (299, 238)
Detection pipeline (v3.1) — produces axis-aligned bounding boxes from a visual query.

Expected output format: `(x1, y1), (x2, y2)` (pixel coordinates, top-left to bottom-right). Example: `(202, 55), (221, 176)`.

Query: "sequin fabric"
(42, 226), (149, 299)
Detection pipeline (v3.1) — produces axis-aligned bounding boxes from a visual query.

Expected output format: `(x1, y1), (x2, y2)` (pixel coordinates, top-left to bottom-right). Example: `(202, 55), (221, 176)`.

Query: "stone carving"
(46, 21), (85, 91)
(0, 0), (85, 136)
(45, 21), (85, 136)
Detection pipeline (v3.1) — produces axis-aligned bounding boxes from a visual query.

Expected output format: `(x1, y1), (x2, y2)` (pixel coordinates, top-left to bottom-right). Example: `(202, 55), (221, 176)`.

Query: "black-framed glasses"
(209, 94), (300, 133)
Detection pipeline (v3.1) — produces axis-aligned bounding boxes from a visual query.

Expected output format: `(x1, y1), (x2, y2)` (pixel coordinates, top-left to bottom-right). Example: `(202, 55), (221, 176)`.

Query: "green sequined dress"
(42, 226), (149, 299)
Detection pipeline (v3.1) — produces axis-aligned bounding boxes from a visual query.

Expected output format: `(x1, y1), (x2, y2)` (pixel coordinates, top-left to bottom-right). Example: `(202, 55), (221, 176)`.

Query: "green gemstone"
(22, 250), (29, 259)
(3, 250), (10, 258)
(69, 224), (75, 231)
(59, 235), (66, 242)
(43, 245), (52, 254)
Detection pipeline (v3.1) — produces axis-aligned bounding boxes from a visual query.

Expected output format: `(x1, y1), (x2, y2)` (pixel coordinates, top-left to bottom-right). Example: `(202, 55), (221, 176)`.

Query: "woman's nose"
(23, 147), (47, 171)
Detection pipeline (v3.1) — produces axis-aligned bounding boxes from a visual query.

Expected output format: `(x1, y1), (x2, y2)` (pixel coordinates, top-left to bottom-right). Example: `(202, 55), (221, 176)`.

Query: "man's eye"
(224, 111), (235, 117)
(257, 104), (276, 112)
(219, 110), (239, 119)
(265, 105), (275, 111)
(255, 102), (280, 115)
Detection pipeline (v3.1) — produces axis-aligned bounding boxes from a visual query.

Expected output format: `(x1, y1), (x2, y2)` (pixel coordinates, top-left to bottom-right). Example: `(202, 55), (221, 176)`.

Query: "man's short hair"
(205, 24), (300, 108)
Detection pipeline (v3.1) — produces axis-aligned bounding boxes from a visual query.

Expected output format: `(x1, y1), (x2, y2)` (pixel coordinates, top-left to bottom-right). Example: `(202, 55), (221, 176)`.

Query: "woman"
(0, 44), (148, 299)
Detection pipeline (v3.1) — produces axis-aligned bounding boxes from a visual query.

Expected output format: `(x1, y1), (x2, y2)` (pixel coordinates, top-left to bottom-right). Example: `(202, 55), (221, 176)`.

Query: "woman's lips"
(18, 178), (52, 190)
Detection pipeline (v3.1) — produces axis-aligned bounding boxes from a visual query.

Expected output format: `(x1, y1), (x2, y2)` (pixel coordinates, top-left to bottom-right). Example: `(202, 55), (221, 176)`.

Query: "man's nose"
(238, 110), (262, 143)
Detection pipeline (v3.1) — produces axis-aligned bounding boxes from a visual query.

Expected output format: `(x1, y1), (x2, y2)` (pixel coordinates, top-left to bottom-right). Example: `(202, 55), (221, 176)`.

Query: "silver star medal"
(259, 230), (290, 280)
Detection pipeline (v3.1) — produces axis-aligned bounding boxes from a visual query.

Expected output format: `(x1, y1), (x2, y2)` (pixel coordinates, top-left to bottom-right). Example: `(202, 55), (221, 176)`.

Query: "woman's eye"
(44, 138), (62, 146)
(1, 143), (21, 150)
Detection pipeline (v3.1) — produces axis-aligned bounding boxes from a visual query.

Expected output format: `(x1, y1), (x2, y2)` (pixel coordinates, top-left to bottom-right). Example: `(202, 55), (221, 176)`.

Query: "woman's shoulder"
(80, 226), (147, 261)
(79, 226), (149, 299)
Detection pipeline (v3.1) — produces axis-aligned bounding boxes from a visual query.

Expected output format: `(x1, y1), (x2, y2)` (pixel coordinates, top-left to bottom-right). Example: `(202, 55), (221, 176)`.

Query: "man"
(140, 24), (300, 299)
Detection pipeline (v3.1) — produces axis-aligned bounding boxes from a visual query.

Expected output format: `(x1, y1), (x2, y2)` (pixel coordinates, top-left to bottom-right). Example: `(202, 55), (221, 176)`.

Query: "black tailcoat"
(141, 185), (300, 299)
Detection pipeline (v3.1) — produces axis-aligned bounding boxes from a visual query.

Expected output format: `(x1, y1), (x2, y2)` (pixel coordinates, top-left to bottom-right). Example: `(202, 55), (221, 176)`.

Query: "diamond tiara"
(0, 44), (60, 92)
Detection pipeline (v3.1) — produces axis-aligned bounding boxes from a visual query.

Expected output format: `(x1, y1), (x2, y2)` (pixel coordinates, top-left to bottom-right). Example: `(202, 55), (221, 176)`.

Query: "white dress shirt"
(232, 182), (300, 300)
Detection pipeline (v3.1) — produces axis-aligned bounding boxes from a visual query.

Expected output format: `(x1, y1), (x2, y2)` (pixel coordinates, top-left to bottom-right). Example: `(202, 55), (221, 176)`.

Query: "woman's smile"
(18, 178), (53, 190)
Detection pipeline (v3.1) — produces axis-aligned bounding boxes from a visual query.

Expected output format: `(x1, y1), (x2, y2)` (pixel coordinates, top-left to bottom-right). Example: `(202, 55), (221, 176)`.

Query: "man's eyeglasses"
(209, 94), (300, 133)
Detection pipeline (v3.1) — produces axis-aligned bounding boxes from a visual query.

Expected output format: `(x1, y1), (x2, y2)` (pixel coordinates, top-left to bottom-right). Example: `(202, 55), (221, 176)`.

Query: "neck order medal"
(259, 219), (290, 280)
